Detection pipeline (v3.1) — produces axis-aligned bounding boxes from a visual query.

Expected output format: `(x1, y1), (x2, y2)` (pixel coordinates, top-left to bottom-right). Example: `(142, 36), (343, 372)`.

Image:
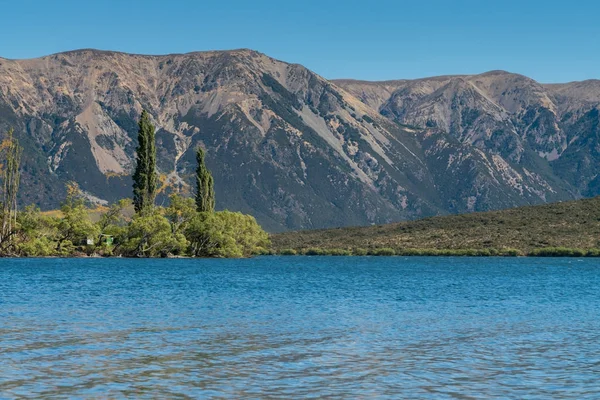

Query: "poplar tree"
(195, 147), (215, 213)
(0, 128), (22, 245)
(132, 110), (157, 213)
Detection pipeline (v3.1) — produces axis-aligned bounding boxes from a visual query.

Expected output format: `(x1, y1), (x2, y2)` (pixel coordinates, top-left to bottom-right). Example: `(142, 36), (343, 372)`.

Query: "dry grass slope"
(272, 197), (600, 256)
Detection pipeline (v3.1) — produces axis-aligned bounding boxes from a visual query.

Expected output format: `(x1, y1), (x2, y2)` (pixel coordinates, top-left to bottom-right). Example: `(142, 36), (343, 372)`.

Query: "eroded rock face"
(337, 72), (566, 161)
(337, 73), (600, 203)
(0, 50), (590, 231)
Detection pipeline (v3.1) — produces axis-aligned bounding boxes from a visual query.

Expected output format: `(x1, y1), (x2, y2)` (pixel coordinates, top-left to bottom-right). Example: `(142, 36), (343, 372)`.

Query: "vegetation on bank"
(271, 197), (600, 257)
(1, 112), (269, 258)
(269, 247), (600, 257)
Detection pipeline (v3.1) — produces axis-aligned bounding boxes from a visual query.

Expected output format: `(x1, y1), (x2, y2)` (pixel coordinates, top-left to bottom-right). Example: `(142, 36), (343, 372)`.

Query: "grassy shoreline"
(260, 247), (600, 257)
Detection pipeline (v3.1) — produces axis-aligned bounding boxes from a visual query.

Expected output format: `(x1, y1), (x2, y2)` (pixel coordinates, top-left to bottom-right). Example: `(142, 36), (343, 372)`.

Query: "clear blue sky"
(2, 0), (598, 83)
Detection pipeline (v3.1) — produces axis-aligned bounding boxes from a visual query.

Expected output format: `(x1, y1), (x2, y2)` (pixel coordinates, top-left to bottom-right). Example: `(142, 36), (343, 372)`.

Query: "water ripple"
(1, 257), (600, 398)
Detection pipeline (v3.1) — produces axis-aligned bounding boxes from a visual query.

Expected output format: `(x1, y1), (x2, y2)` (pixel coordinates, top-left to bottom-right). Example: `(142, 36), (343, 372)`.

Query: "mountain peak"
(476, 69), (516, 77)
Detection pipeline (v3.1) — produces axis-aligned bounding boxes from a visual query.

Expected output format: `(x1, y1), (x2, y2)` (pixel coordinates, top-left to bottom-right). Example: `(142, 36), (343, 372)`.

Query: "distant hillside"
(272, 197), (600, 255)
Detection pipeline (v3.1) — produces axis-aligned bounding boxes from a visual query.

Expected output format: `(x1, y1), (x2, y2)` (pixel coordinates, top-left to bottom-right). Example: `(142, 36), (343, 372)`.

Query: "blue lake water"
(1, 256), (599, 398)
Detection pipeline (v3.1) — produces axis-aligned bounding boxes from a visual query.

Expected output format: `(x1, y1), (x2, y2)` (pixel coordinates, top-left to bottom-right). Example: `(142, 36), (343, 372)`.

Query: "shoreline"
(4, 247), (600, 259)
(266, 247), (600, 258)
(1, 253), (598, 259)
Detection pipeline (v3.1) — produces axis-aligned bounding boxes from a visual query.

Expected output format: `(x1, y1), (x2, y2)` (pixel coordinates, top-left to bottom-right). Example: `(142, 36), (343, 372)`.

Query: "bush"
(17, 205), (60, 256)
(185, 211), (270, 258)
(299, 248), (352, 256)
(18, 237), (57, 257)
(352, 248), (368, 256)
(327, 248), (352, 256)
(253, 247), (274, 256)
(528, 247), (587, 257)
(500, 248), (522, 257)
(56, 199), (100, 252)
(119, 208), (188, 257)
(279, 248), (297, 256)
(368, 248), (396, 256)
(303, 248), (325, 256)
(586, 248), (600, 257)
(396, 248), (427, 256)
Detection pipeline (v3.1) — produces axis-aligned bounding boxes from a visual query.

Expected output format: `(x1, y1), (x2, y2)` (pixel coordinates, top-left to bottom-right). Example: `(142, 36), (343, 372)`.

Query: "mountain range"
(0, 49), (599, 232)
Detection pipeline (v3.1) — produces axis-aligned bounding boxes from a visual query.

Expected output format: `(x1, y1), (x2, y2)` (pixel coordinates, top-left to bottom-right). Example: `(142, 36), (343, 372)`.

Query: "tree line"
(0, 111), (270, 257)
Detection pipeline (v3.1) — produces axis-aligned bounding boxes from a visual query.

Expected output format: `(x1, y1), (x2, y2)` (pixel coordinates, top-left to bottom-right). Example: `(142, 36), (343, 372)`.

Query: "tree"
(165, 194), (197, 235)
(185, 212), (234, 257)
(98, 199), (132, 234)
(56, 182), (100, 254)
(96, 198), (132, 254)
(0, 128), (22, 250)
(17, 205), (60, 257)
(185, 211), (270, 258)
(195, 147), (215, 213)
(119, 207), (187, 257)
(132, 110), (157, 213)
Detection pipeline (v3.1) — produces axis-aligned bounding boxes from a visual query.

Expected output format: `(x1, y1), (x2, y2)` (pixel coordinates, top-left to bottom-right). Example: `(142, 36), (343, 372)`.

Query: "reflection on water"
(1, 257), (599, 398)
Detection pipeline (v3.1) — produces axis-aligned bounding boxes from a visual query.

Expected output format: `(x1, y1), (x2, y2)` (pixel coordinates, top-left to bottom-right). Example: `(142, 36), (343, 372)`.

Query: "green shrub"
(396, 248), (426, 256)
(586, 248), (600, 257)
(352, 248), (368, 256)
(528, 247), (587, 257)
(369, 248), (396, 256)
(500, 248), (522, 257)
(327, 248), (352, 256)
(299, 248), (352, 256)
(185, 211), (270, 258)
(279, 248), (297, 256)
(119, 208), (188, 257)
(18, 237), (57, 257)
(394, 248), (517, 257)
(253, 247), (274, 256)
(303, 248), (325, 256)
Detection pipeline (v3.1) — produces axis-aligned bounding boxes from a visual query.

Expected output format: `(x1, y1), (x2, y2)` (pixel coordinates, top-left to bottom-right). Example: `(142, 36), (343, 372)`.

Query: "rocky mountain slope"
(0, 50), (594, 231)
(336, 72), (600, 198)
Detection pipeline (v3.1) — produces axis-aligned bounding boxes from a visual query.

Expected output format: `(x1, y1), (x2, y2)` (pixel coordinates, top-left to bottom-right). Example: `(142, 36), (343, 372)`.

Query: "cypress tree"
(132, 110), (157, 213)
(195, 147), (215, 213)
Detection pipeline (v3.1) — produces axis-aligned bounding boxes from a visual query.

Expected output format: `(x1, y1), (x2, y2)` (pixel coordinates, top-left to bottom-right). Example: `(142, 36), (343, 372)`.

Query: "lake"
(1, 257), (599, 398)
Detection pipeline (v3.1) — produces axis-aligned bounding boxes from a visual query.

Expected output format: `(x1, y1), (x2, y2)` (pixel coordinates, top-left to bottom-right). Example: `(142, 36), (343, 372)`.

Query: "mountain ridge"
(0, 48), (598, 231)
